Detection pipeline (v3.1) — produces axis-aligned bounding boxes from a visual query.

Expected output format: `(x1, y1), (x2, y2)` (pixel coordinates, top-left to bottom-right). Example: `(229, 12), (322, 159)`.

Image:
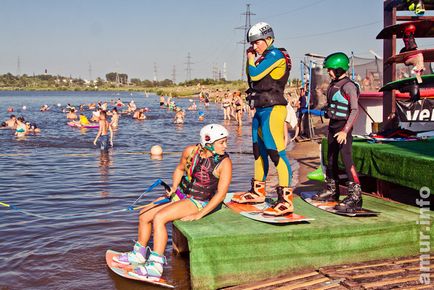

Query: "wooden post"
(172, 224), (189, 255)
(383, 1), (396, 122)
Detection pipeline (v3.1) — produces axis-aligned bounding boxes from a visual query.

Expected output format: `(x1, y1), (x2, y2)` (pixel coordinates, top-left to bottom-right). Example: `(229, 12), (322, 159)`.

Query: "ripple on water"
(0, 91), (297, 289)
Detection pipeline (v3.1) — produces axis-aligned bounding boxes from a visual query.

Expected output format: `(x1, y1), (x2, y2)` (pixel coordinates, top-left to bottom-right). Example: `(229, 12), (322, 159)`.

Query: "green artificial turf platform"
(322, 138), (434, 192)
(173, 195), (434, 289)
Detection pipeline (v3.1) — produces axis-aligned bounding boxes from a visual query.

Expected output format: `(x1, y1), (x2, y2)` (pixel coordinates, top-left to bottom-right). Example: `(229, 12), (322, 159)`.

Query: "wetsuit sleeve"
(342, 82), (359, 133)
(248, 49), (286, 81)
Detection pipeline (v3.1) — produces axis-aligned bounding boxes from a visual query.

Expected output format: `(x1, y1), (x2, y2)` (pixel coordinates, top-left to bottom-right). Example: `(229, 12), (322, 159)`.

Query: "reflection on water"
(150, 154), (164, 161)
(0, 91), (295, 289)
(99, 151), (112, 198)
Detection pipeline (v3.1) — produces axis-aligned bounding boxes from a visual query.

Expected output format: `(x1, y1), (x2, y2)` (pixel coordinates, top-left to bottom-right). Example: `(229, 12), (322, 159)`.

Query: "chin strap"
(203, 144), (221, 163)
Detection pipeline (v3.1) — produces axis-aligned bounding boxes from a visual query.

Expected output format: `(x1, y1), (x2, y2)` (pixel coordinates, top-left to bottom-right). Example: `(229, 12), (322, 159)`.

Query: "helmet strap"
(204, 144), (215, 154)
(265, 38), (274, 47)
(332, 68), (346, 80)
(203, 144), (221, 162)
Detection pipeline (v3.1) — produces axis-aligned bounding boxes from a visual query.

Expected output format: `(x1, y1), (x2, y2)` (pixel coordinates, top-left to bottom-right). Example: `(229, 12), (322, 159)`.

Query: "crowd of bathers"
(2, 88), (307, 143)
(1, 114), (41, 137)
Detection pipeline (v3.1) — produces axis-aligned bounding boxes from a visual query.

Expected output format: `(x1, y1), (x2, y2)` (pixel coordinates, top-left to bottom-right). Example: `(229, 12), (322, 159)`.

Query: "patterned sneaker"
(129, 251), (166, 281)
(113, 241), (149, 265)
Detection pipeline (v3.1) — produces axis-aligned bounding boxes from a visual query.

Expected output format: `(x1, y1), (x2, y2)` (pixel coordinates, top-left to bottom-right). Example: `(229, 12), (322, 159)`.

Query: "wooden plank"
(407, 264), (434, 271)
(241, 272), (319, 290)
(332, 261), (392, 272)
(274, 277), (330, 290)
(397, 16), (434, 21)
(331, 256), (433, 272)
(310, 281), (345, 290)
(396, 256), (434, 264)
(410, 284), (434, 290)
(363, 275), (420, 289)
(350, 268), (405, 279)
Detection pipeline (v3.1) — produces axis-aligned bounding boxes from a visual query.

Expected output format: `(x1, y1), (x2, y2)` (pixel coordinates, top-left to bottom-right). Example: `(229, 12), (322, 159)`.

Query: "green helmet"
(323, 52), (349, 71)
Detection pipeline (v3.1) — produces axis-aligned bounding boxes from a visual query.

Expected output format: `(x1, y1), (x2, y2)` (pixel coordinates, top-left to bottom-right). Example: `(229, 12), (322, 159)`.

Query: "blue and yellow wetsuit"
(247, 45), (292, 187)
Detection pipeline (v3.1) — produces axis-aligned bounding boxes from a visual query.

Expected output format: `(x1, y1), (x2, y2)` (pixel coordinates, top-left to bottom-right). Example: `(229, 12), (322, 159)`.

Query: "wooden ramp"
(172, 195), (434, 290)
(225, 256), (434, 289)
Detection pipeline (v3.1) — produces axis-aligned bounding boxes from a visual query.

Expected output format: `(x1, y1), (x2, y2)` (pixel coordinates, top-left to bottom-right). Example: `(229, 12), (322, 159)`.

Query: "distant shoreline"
(0, 83), (249, 99)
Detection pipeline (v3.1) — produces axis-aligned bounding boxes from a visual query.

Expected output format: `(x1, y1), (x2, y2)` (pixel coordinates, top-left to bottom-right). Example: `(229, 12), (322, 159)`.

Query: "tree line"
(0, 72), (244, 91)
(0, 72), (301, 93)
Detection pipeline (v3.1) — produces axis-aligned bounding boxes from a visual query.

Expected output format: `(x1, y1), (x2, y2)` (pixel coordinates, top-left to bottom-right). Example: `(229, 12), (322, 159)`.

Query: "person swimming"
(173, 107), (185, 124)
(15, 117), (27, 137)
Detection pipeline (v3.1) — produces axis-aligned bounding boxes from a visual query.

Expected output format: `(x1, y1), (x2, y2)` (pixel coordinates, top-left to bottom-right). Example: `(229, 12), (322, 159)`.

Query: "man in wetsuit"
(231, 22), (293, 216)
(312, 52), (362, 212)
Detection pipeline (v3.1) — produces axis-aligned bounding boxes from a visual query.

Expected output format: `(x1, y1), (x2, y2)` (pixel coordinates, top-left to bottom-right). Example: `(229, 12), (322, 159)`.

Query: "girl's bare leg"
(137, 202), (172, 246)
(152, 199), (198, 255)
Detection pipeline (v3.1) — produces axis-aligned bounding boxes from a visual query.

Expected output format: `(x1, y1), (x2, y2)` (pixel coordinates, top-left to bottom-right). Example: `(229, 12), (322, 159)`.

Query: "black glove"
(321, 105), (330, 119)
(246, 46), (256, 56)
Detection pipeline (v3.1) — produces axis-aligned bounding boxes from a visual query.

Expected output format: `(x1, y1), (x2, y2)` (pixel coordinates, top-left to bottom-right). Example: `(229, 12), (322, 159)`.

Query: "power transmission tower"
(153, 62), (158, 82)
(171, 65), (176, 84)
(235, 3), (255, 80)
(88, 63), (93, 81)
(16, 56), (21, 76)
(185, 52), (193, 82)
(212, 63), (219, 81)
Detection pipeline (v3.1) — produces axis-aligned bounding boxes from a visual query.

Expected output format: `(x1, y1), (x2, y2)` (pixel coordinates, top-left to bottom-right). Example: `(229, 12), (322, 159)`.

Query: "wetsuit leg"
(259, 106), (292, 187)
(252, 111), (269, 182)
(326, 130), (340, 181)
(340, 129), (360, 184)
(327, 126), (359, 184)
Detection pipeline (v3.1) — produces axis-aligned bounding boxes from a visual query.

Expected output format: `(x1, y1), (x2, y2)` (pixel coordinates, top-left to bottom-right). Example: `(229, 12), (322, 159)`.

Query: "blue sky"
(0, 0), (432, 82)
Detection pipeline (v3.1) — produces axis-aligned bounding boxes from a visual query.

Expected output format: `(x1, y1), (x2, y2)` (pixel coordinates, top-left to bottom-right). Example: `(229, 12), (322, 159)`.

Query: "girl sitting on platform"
(113, 124), (232, 281)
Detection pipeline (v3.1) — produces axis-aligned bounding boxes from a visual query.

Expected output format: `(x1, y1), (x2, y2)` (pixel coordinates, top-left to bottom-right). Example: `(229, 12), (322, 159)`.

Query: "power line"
(282, 20), (381, 40)
(235, 3), (255, 81)
(265, 0), (327, 18)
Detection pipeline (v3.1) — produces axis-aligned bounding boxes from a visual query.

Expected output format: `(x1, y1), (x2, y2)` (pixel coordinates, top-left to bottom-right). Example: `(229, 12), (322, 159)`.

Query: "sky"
(0, 0), (432, 82)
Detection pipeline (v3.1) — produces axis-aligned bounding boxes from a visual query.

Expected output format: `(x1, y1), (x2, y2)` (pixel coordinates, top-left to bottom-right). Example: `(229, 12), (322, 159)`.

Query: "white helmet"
(247, 22), (274, 43)
(200, 124), (229, 147)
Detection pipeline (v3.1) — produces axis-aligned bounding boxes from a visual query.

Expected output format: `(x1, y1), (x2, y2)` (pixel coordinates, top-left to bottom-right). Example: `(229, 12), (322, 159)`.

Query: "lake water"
(0, 91), (295, 289)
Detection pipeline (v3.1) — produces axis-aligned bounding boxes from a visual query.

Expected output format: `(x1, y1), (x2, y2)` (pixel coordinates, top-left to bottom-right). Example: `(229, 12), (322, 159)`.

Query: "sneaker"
(113, 241), (149, 265)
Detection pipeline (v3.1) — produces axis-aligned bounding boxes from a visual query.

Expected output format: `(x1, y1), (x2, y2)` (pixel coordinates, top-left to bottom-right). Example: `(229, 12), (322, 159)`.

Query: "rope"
(0, 151), (253, 157)
(0, 179), (169, 220)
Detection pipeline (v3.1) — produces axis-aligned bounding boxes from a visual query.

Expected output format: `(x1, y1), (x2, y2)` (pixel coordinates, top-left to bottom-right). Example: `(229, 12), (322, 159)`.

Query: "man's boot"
(334, 181), (362, 213)
(231, 178), (266, 204)
(263, 186), (293, 216)
(312, 177), (340, 202)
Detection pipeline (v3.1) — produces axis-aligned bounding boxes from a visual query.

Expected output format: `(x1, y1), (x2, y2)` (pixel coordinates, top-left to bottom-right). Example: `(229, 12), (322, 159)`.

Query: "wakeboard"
(106, 249), (175, 288)
(379, 74), (434, 92)
(224, 192), (313, 224)
(353, 134), (420, 142)
(300, 191), (379, 217)
(385, 48), (434, 65)
(376, 20), (434, 39)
